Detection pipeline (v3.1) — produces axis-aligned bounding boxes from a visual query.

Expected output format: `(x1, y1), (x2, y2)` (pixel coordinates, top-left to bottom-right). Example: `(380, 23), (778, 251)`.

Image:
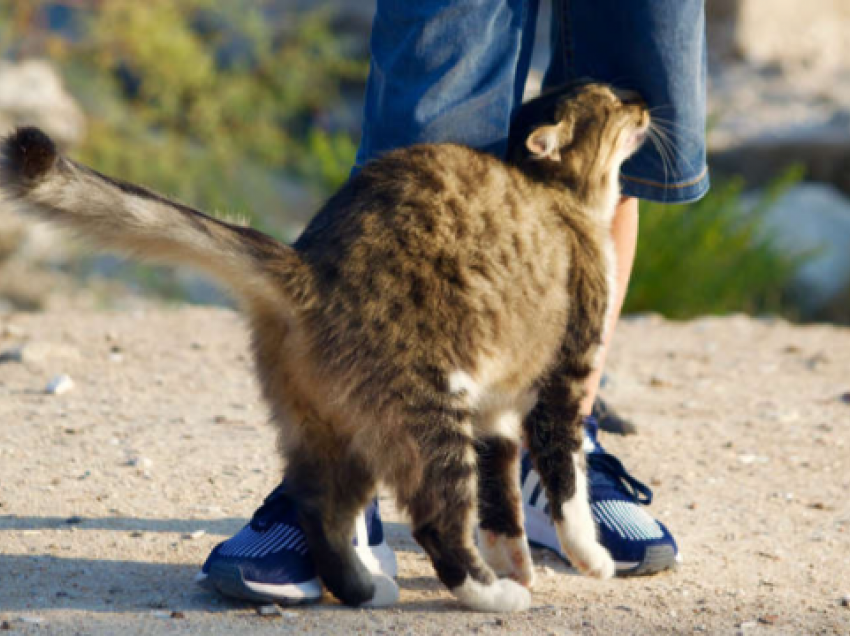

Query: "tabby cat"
(0, 83), (649, 612)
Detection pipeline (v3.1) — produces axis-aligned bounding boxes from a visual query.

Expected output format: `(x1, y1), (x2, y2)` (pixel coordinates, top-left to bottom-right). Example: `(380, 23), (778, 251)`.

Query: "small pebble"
(759, 615), (778, 625)
(183, 530), (206, 540)
(649, 375), (670, 387)
(806, 353), (829, 370)
(257, 604), (282, 617)
(840, 392), (850, 405)
(737, 454), (769, 465)
(0, 346), (23, 363)
(127, 456), (153, 469)
(1, 323), (25, 338)
(18, 616), (44, 625)
(807, 502), (831, 510)
(45, 374), (74, 395)
(841, 595), (850, 608)
(170, 611), (185, 619)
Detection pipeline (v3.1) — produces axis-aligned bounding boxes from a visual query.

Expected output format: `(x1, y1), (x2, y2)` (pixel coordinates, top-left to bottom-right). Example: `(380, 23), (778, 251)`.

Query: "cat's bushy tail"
(0, 127), (308, 310)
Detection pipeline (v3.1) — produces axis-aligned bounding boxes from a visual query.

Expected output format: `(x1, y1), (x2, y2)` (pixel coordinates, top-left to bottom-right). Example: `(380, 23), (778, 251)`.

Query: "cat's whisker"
(649, 116), (704, 143)
(648, 121), (696, 178)
(654, 126), (682, 183)
(644, 124), (674, 182)
(646, 128), (673, 185)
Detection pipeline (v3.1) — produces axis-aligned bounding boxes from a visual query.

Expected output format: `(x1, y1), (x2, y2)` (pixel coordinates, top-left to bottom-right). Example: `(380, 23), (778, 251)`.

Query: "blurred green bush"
(1, 0), (366, 304)
(3, 0), (365, 235)
(626, 169), (806, 319)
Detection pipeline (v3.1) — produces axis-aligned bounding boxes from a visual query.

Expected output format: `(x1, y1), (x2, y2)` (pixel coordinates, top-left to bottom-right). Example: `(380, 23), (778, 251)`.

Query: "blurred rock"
(708, 0), (850, 74)
(706, 2), (850, 195)
(0, 59), (85, 148)
(0, 60), (87, 311)
(750, 183), (850, 317)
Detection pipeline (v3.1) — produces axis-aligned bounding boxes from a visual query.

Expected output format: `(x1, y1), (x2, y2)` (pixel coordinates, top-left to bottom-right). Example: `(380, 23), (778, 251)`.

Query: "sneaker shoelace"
(251, 483), (295, 530)
(585, 417), (653, 506)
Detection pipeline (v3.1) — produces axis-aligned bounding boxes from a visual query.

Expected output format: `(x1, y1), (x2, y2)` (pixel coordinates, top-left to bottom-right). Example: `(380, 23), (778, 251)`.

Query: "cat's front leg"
(550, 450), (614, 579)
(523, 371), (614, 580)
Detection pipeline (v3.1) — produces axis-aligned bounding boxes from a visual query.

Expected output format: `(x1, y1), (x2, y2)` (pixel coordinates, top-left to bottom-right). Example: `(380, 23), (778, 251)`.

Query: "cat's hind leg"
(404, 405), (531, 612)
(286, 451), (399, 608)
(476, 429), (535, 588)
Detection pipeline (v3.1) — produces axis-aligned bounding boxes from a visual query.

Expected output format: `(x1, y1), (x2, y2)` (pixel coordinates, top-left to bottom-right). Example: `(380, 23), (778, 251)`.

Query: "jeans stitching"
(621, 166), (709, 190)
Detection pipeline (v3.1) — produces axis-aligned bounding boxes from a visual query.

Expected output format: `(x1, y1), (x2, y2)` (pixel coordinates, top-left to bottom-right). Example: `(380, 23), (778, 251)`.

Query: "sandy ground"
(0, 307), (849, 635)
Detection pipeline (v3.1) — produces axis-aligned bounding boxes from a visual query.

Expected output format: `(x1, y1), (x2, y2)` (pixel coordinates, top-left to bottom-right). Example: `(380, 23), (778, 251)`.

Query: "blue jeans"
(355, 0), (708, 204)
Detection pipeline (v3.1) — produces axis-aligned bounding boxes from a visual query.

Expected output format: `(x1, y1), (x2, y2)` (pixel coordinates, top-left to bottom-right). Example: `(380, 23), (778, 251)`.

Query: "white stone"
(257, 605), (283, 617)
(127, 456), (153, 470)
(45, 374), (74, 396)
(18, 615), (45, 624)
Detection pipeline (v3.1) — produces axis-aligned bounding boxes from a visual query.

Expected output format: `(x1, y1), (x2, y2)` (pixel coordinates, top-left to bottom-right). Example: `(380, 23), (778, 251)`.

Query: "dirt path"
(1, 308), (848, 635)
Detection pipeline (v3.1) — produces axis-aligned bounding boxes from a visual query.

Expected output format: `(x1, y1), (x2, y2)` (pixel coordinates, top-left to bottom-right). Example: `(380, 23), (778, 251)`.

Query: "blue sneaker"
(522, 417), (679, 576)
(195, 485), (397, 603)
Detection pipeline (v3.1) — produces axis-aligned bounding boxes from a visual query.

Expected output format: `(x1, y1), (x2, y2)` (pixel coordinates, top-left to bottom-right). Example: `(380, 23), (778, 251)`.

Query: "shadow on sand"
(0, 516), (436, 614)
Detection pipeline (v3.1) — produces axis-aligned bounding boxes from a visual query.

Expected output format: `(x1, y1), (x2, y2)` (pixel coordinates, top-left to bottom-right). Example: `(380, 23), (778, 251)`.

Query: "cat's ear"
(526, 123), (568, 162)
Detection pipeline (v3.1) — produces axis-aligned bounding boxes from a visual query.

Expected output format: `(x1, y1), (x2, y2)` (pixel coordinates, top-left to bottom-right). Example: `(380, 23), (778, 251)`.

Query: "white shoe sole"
(196, 538), (398, 604)
(524, 504), (678, 576)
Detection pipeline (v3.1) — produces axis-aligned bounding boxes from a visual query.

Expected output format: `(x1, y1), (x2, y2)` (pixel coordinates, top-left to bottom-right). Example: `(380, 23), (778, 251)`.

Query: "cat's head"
(509, 82), (649, 204)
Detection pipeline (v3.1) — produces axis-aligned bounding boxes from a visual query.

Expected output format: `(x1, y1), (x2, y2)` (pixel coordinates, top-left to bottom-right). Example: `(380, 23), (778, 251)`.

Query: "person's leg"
(579, 195), (638, 415)
(199, 0), (541, 603)
(355, 0), (540, 165)
(521, 0), (709, 576)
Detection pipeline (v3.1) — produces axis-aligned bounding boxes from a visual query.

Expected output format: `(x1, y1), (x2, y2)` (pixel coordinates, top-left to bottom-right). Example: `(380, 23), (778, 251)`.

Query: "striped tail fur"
(0, 127), (306, 310)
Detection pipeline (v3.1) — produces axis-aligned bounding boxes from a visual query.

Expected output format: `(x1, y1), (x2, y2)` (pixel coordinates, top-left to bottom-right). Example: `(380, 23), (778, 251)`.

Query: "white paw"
(566, 541), (615, 580)
(479, 530), (536, 588)
(452, 576), (532, 612)
(492, 578), (532, 612)
(360, 573), (400, 608)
